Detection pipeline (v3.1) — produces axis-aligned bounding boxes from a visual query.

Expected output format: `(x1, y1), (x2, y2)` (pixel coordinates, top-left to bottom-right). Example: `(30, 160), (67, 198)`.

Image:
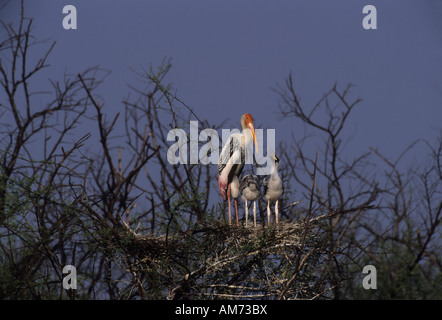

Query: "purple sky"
(2, 0), (442, 169)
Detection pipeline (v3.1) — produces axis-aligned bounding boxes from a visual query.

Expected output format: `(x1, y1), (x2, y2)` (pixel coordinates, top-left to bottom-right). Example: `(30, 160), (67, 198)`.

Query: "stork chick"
(240, 174), (260, 227)
(263, 154), (283, 224)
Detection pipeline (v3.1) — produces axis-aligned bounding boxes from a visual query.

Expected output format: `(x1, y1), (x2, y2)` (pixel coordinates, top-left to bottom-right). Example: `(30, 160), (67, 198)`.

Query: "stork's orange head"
(241, 113), (258, 153)
(243, 113), (253, 125)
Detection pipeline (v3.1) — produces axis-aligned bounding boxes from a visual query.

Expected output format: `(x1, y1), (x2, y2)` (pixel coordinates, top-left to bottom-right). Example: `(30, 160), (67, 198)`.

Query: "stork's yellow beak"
(248, 121), (258, 154)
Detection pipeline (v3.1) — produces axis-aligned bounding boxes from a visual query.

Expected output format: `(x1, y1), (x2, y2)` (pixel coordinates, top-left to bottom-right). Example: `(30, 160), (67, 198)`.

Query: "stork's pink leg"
(227, 184), (231, 226)
(267, 200), (271, 225)
(275, 200), (279, 224)
(234, 198), (239, 227)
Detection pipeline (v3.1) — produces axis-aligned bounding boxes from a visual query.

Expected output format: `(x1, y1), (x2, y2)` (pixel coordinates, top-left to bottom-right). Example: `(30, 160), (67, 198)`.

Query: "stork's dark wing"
(218, 134), (244, 181)
(240, 174), (259, 193)
(263, 176), (269, 196)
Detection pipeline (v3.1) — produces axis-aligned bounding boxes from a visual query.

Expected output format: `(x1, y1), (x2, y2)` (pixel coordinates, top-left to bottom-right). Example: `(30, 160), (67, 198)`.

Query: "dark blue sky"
(2, 0), (442, 167)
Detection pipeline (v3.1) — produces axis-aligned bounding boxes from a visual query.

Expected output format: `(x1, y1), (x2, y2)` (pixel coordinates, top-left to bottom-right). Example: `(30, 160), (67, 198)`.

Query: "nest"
(114, 215), (330, 299)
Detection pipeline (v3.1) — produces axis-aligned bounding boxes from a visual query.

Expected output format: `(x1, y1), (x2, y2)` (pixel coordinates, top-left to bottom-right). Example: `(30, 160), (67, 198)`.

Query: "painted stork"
(263, 154), (283, 224)
(240, 174), (260, 227)
(218, 113), (258, 226)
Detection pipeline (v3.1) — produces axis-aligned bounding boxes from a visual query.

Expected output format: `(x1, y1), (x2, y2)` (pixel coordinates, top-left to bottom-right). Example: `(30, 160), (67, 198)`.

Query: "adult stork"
(218, 113), (258, 226)
(263, 154), (284, 224)
(240, 174), (260, 227)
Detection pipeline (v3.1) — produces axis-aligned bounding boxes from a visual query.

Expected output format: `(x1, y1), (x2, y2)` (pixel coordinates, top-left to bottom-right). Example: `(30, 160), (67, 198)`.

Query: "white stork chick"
(218, 113), (258, 226)
(263, 154), (283, 224)
(240, 174), (260, 227)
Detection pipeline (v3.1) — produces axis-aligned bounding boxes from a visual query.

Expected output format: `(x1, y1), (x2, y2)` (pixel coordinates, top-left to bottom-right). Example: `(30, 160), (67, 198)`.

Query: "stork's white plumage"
(218, 113), (258, 226)
(230, 175), (240, 226)
(263, 154), (283, 224)
(240, 174), (260, 227)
